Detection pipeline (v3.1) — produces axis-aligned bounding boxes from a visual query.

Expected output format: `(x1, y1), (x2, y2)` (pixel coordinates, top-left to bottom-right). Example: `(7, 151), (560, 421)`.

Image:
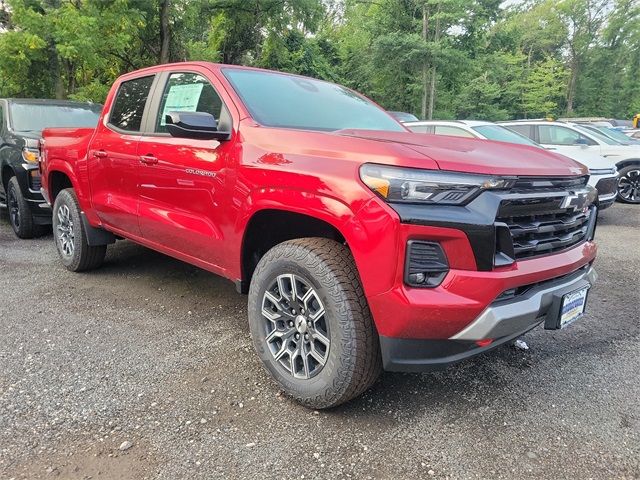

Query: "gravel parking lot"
(0, 204), (638, 480)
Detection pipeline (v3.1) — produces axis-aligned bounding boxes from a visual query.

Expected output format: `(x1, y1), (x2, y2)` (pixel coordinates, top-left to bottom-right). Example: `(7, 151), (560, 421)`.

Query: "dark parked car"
(0, 99), (101, 238)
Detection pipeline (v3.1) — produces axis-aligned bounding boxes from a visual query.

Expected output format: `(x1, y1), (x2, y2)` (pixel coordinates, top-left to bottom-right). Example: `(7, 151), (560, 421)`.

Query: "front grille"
(510, 176), (589, 193)
(496, 177), (593, 260)
(595, 176), (617, 196)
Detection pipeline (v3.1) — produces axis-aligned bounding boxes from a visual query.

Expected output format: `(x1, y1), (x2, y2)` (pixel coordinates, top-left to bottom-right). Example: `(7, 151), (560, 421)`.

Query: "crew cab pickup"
(41, 62), (598, 408)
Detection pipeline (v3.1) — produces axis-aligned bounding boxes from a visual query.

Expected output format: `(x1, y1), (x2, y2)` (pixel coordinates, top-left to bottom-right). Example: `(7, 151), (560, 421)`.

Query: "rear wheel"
(617, 165), (640, 204)
(248, 238), (381, 409)
(52, 188), (106, 271)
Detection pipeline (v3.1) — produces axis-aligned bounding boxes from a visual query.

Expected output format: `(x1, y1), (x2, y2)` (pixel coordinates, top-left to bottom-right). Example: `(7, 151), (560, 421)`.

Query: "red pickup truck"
(41, 62), (598, 408)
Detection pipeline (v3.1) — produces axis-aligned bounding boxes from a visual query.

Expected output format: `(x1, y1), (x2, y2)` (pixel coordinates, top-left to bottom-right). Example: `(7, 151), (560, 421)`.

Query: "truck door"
(136, 70), (235, 268)
(89, 75), (157, 235)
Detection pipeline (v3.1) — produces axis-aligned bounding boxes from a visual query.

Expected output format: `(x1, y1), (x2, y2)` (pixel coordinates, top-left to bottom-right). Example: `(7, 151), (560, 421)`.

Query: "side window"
(408, 125), (435, 134)
(155, 72), (226, 133)
(539, 125), (592, 146)
(506, 124), (532, 139)
(109, 75), (155, 132)
(0, 104), (4, 133)
(434, 125), (475, 138)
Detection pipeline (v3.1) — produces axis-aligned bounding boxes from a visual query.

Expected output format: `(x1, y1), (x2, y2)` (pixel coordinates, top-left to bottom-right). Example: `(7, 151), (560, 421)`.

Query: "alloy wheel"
(618, 169), (640, 203)
(56, 204), (75, 257)
(261, 274), (330, 379)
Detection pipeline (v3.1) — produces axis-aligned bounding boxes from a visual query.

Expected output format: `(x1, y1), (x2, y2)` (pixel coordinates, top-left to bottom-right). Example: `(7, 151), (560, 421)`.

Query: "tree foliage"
(0, 0), (638, 121)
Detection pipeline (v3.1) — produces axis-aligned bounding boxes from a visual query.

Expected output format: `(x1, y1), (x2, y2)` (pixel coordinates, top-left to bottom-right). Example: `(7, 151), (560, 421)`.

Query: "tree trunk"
(566, 59), (578, 115)
(49, 43), (65, 99)
(159, 0), (170, 64)
(421, 4), (429, 120)
(427, 4), (441, 120)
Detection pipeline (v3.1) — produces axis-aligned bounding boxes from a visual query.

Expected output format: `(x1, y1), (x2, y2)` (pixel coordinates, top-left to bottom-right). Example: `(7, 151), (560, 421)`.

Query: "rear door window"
(407, 125), (435, 134)
(109, 76), (155, 132)
(434, 125), (475, 138)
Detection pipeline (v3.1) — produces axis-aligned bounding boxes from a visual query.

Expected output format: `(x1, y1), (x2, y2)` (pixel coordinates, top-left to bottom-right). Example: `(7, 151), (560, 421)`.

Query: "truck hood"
(336, 129), (588, 176)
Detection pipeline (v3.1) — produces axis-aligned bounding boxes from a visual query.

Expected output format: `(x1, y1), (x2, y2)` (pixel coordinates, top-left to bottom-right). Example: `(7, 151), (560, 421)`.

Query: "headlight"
(359, 164), (516, 205)
(22, 147), (40, 164)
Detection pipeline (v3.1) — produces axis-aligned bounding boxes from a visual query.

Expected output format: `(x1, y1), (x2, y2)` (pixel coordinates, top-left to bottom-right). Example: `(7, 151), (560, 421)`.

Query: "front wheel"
(7, 176), (38, 238)
(248, 238), (382, 409)
(52, 189), (107, 271)
(617, 165), (640, 204)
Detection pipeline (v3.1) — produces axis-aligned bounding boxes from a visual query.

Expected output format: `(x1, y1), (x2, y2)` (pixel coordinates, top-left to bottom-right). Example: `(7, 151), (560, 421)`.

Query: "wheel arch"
(615, 158), (640, 170)
(239, 208), (348, 293)
(48, 170), (74, 203)
(1, 163), (15, 191)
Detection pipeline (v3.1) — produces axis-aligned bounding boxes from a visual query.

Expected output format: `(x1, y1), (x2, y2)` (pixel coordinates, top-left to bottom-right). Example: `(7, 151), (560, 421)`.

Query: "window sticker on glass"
(160, 83), (204, 125)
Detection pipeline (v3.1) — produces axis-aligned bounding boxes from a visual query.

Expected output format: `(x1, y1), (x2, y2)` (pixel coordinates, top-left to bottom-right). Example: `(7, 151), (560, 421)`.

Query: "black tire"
(248, 238), (382, 409)
(52, 188), (106, 272)
(7, 176), (39, 239)
(616, 165), (640, 204)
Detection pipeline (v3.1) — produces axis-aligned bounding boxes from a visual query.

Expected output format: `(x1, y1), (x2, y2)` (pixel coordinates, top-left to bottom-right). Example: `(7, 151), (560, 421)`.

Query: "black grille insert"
(497, 200), (593, 259)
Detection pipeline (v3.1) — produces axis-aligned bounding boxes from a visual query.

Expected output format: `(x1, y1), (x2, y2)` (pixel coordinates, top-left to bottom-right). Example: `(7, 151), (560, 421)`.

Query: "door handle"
(93, 150), (108, 158)
(139, 155), (159, 165)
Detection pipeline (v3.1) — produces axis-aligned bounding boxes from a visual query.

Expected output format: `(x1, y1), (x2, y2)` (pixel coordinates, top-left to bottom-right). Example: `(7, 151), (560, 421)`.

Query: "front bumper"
(592, 175), (618, 210)
(381, 265), (597, 372)
(21, 163), (51, 222)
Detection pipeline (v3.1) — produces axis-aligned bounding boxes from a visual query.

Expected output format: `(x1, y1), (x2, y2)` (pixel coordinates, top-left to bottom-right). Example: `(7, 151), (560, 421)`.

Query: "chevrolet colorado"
(0, 99), (101, 237)
(41, 63), (598, 408)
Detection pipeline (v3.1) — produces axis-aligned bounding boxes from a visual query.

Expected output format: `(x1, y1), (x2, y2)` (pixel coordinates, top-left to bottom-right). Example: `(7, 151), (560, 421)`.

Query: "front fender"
(234, 188), (401, 298)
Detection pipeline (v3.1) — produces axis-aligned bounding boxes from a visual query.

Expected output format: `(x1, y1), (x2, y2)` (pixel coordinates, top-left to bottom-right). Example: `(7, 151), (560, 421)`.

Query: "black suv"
(0, 99), (101, 238)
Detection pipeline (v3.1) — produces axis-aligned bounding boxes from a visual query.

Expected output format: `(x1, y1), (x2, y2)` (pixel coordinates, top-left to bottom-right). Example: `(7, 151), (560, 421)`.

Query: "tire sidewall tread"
(52, 189), (106, 272)
(248, 238), (381, 409)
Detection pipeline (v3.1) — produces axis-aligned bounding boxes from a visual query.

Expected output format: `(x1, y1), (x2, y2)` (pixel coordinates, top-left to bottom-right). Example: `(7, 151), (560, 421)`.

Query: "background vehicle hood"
(600, 145), (640, 157)
(336, 130), (588, 176)
(550, 149), (617, 170)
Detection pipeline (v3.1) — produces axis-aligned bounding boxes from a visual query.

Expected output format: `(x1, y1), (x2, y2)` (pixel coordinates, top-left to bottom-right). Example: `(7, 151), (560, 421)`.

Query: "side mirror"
(165, 111), (231, 141)
(574, 138), (589, 147)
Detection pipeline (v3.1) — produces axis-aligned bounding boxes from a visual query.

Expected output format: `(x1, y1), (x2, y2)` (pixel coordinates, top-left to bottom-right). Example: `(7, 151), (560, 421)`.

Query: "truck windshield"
(10, 103), (101, 133)
(223, 69), (405, 132)
(472, 125), (540, 147)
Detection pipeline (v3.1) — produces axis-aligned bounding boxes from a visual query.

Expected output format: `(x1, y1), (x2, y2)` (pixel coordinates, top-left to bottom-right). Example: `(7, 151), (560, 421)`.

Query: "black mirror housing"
(165, 111), (231, 141)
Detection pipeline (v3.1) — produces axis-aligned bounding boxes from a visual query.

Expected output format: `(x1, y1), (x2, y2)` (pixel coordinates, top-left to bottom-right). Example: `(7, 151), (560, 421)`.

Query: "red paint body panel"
(40, 62), (597, 341)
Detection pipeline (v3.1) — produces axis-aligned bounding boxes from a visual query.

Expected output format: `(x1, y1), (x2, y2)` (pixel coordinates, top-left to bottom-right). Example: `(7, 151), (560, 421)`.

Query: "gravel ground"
(0, 204), (638, 480)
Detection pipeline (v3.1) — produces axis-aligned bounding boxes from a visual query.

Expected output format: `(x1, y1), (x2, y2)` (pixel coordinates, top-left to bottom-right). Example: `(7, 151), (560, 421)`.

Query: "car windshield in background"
(473, 125), (540, 147)
(223, 69), (404, 132)
(10, 103), (101, 132)
(573, 124), (618, 145)
(598, 126), (639, 144)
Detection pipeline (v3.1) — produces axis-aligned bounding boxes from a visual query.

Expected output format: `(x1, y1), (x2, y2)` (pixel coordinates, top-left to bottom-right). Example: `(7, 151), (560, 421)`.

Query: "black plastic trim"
(81, 212), (116, 246)
(380, 323), (540, 372)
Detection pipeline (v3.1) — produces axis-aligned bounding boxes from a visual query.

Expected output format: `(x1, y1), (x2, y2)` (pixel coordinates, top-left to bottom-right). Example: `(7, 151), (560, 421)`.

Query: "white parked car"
(405, 120), (619, 209)
(500, 120), (640, 204)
